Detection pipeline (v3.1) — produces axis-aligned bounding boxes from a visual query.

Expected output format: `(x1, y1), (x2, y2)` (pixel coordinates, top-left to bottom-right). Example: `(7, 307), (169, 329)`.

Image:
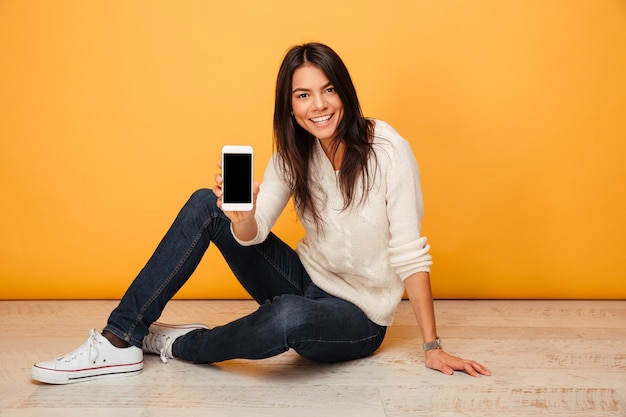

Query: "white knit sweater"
(235, 120), (432, 326)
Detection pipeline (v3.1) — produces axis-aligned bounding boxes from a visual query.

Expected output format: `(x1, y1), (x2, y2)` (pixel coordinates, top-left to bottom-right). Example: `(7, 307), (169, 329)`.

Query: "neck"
(319, 139), (344, 170)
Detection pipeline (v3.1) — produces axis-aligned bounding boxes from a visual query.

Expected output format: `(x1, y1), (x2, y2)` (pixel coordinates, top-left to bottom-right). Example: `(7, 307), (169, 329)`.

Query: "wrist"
(231, 216), (258, 241)
(422, 337), (442, 351)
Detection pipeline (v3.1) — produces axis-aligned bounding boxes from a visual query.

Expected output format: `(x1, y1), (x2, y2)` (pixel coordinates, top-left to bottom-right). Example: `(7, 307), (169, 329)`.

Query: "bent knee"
(189, 188), (217, 204)
(185, 188), (220, 212)
(269, 295), (310, 324)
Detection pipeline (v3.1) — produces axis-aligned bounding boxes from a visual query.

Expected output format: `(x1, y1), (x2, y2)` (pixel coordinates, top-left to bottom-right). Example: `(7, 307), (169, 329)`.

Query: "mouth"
(310, 114), (333, 125)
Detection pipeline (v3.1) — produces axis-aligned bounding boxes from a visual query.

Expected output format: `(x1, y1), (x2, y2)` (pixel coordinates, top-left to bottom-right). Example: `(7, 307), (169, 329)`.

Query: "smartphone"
(221, 145), (254, 211)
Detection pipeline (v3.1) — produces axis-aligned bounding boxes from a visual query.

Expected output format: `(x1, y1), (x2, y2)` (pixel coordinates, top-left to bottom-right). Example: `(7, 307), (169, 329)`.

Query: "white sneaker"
(143, 322), (209, 363)
(31, 329), (143, 384)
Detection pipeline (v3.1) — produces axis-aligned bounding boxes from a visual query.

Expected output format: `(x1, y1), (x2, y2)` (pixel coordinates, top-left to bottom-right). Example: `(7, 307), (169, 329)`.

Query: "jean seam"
(252, 241), (305, 294)
(295, 328), (385, 345)
(127, 211), (220, 346)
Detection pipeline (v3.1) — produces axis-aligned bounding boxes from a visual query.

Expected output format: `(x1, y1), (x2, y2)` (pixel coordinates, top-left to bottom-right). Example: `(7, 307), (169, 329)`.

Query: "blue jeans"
(104, 189), (386, 363)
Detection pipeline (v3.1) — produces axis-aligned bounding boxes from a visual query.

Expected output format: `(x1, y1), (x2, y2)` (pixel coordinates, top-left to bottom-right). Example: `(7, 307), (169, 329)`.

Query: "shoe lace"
(143, 331), (172, 364)
(64, 328), (100, 363)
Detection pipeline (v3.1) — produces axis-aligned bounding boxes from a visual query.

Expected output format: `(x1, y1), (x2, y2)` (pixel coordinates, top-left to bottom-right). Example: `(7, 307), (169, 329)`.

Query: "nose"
(312, 93), (327, 111)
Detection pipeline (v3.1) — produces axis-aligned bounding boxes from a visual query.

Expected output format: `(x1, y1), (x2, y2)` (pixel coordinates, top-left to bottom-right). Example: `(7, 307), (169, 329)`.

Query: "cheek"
(291, 104), (308, 126)
(291, 100), (304, 116)
(334, 98), (345, 115)
(294, 115), (310, 133)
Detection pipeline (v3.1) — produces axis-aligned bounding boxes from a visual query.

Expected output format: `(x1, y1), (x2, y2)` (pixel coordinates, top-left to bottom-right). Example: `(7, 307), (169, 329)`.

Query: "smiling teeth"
(311, 115), (331, 123)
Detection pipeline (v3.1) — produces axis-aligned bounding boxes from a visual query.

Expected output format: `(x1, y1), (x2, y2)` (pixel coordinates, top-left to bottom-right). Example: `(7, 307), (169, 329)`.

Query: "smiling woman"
(31, 41), (490, 385)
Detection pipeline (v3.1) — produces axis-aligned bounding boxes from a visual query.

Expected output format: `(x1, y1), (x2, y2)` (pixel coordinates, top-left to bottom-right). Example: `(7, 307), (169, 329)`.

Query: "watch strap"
(422, 337), (442, 351)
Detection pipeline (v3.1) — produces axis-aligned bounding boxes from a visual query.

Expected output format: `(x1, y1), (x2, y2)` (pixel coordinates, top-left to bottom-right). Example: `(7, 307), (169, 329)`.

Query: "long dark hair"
(273, 43), (375, 227)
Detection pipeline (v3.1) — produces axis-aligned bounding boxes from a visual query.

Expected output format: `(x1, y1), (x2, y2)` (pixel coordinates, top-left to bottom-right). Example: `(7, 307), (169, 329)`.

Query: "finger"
(463, 361), (490, 377)
(464, 362), (481, 377)
(439, 363), (454, 375)
(474, 363), (491, 376)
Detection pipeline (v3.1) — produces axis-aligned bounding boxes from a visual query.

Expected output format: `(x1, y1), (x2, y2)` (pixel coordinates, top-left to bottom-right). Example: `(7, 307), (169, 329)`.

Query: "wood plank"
(1, 299), (624, 416)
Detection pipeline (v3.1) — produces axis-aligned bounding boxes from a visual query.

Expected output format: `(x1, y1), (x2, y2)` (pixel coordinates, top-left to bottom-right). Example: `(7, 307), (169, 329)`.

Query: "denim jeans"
(104, 189), (386, 363)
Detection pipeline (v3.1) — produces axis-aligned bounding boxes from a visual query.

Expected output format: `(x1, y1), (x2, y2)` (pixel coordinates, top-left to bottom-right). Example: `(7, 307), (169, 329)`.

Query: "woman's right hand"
(212, 163), (260, 241)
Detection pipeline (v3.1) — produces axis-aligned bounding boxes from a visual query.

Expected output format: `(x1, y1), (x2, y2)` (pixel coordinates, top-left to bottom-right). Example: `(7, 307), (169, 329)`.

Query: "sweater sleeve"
(232, 153), (291, 246)
(383, 128), (433, 279)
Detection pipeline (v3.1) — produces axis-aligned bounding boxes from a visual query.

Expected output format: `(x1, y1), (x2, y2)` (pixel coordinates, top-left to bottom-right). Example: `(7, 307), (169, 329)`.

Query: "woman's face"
(291, 64), (344, 143)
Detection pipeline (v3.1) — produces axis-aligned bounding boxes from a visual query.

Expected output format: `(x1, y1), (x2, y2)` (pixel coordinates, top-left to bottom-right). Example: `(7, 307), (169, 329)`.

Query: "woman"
(32, 43), (490, 384)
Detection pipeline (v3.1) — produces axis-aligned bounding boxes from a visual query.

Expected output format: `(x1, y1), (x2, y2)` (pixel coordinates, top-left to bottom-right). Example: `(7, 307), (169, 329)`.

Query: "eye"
(295, 92), (309, 99)
(325, 87), (336, 94)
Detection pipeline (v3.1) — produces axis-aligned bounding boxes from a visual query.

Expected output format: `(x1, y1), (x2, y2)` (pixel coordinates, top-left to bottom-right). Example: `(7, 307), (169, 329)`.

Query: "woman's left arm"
(404, 271), (491, 377)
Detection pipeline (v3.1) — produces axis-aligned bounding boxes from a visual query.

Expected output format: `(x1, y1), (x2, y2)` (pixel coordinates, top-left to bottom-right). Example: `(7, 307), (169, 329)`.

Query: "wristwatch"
(422, 337), (442, 351)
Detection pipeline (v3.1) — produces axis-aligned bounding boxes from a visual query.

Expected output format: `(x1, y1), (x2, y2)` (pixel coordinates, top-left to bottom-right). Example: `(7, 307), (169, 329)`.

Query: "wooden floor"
(1, 299), (624, 416)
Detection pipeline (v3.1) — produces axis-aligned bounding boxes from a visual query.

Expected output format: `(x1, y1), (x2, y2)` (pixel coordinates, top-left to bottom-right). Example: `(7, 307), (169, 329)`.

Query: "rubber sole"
(31, 361), (143, 384)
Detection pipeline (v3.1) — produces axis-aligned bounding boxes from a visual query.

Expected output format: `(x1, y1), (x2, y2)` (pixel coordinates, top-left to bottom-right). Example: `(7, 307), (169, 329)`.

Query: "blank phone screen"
(223, 153), (252, 203)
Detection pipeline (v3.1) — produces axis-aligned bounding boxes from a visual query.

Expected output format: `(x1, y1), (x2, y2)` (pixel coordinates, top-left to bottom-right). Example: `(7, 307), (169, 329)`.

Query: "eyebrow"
(292, 82), (333, 94)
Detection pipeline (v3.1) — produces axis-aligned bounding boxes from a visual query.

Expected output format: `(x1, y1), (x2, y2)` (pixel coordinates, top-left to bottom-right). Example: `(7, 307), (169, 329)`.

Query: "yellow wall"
(1, 1), (625, 300)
